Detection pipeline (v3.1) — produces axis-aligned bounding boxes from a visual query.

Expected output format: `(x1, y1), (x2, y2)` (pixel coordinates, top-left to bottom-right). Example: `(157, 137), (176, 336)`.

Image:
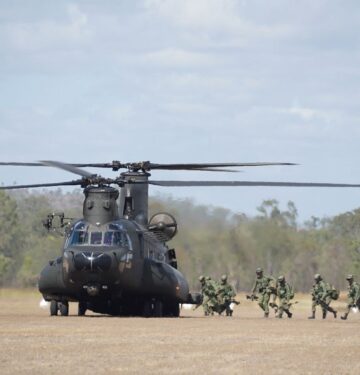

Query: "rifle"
(315, 298), (330, 310)
(246, 294), (258, 301)
(230, 299), (240, 305)
(269, 302), (278, 312)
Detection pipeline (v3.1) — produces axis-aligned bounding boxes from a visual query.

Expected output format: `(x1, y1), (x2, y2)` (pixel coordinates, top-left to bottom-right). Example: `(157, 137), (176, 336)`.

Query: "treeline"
(0, 189), (359, 291)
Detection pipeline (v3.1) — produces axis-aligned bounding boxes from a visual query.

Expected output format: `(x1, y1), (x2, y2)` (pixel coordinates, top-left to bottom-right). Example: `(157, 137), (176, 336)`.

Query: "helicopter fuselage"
(39, 217), (189, 316)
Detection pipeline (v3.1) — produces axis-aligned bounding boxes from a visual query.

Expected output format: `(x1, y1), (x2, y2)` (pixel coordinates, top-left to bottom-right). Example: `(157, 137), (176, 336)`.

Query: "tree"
(0, 191), (20, 285)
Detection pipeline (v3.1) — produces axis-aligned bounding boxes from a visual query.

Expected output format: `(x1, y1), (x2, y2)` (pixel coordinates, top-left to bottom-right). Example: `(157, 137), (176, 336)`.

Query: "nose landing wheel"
(50, 300), (58, 316)
(50, 300), (69, 316)
(142, 299), (164, 317)
(59, 301), (69, 316)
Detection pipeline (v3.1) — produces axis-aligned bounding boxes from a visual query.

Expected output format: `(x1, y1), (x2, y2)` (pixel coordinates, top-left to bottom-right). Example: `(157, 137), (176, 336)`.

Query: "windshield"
(67, 221), (132, 249)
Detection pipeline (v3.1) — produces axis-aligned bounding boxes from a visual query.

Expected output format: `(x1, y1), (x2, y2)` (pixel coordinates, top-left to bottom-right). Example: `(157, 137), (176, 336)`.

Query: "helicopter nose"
(73, 251), (112, 272)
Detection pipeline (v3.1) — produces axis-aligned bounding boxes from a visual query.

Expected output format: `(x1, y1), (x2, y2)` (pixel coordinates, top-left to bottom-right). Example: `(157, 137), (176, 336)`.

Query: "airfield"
(0, 289), (359, 375)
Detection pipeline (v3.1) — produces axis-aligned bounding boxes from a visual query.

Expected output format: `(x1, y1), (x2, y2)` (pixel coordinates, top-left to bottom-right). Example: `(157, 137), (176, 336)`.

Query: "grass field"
(0, 289), (359, 374)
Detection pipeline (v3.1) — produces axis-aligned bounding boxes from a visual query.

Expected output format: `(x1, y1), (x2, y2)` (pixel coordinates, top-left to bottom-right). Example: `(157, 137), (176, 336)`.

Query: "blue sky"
(0, 0), (360, 221)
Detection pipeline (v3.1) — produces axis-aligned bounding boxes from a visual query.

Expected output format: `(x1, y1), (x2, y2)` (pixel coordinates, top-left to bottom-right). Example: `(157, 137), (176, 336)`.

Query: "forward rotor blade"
(147, 180), (360, 188)
(0, 180), (83, 190)
(40, 160), (95, 178)
(0, 162), (45, 167)
(0, 161), (296, 172)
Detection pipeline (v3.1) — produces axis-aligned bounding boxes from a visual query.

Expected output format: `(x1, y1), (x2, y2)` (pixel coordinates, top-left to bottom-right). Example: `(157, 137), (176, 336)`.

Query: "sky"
(0, 0), (360, 222)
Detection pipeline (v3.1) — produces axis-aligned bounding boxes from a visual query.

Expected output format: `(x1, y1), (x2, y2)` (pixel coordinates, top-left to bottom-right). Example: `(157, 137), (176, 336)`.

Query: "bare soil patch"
(0, 289), (359, 374)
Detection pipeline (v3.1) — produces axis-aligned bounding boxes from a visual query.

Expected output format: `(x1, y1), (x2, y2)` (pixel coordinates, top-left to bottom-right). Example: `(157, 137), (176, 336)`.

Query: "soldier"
(217, 274), (236, 316)
(199, 275), (217, 316)
(250, 267), (276, 318)
(276, 275), (294, 319)
(341, 275), (360, 320)
(308, 274), (337, 319)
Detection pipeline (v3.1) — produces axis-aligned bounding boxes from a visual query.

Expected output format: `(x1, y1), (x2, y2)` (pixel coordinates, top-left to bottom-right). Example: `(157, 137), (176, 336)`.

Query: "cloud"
(143, 0), (293, 46)
(142, 48), (220, 67)
(4, 4), (92, 52)
(166, 73), (230, 90)
(276, 106), (335, 122)
(144, 0), (243, 31)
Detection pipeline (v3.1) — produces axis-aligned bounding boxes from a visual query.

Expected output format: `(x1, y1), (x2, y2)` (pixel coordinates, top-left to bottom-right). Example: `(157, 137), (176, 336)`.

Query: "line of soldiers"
(307, 273), (360, 320)
(248, 267), (295, 318)
(341, 274), (360, 320)
(308, 273), (338, 319)
(198, 274), (238, 316)
(198, 268), (360, 320)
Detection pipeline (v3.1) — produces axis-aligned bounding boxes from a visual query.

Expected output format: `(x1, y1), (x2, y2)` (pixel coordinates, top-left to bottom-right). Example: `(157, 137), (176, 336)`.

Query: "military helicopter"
(1, 160), (360, 317)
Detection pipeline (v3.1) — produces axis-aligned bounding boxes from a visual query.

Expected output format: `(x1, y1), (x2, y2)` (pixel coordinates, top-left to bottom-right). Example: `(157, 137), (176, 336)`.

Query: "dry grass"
(0, 289), (359, 374)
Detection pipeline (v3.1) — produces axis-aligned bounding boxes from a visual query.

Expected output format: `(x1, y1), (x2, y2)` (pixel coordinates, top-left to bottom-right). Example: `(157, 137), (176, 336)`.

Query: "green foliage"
(0, 253), (14, 284)
(0, 191), (20, 284)
(0, 189), (358, 291)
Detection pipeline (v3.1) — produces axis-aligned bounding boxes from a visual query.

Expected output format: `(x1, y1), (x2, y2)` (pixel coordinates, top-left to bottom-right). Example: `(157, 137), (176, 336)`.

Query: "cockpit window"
(74, 222), (86, 231)
(90, 232), (103, 245)
(67, 221), (132, 249)
(70, 230), (88, 245)
(109, 223), (121, 231)
(104, 231), (130, 247)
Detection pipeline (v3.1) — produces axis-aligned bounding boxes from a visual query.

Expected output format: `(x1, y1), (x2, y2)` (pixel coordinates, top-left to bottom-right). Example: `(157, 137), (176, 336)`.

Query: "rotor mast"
(118, 171), (150, 225)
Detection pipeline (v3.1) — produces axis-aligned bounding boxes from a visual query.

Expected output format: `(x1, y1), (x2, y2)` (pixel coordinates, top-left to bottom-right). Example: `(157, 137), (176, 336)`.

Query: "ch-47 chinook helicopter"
(1, 159), (360, 317)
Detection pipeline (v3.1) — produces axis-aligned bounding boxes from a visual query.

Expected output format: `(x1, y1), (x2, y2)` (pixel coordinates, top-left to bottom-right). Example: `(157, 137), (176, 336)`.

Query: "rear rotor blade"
(147, 180), (360, 188)
(40, 160), (95, 178)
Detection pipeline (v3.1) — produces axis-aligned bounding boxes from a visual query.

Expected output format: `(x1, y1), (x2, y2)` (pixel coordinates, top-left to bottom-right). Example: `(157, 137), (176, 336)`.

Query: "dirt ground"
(0, 289), (359, 375)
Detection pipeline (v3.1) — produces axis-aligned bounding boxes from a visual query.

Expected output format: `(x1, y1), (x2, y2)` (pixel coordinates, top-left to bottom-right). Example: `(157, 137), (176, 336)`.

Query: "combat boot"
(286, 311), (292, 319)
(264, 312), (269, 318)
(308, 311), (315, 319)
(328, 307), (337, 318)
(322, 311), (327, 319)
(341, 313), (348, 320)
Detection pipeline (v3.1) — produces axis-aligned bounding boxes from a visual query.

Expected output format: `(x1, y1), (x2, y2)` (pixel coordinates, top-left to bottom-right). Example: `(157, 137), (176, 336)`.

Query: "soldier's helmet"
(221, 274), (227, 282)
(314, 273), (322, 281)
(346, 274), (354, 281)
(278, 275), (285, 282)
(256, 267), (263, 275)
(199, 275), (205, 282)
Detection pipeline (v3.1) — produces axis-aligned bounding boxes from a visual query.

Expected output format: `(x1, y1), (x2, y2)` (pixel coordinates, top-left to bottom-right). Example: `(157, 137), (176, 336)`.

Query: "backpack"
(288, 284), (295, 299)
(329, 285), (339, 300)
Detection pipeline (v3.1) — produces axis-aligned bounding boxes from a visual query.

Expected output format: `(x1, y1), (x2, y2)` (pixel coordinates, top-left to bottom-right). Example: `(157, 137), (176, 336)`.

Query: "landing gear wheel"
(170, 302), (180, 317)
(162, 301), (180, 317)
(143, 300), (152, 318)
(50, 300), (58, 316)
(59, 301), (69, 316)
(154, 300), (163, 317)
(78, 301), (87, 316)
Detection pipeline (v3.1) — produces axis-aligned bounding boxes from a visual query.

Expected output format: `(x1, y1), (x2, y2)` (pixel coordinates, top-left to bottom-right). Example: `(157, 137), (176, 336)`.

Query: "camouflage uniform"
(199, 275), (217, 316)
(341, 275), (360, 320)
(217, 275), (236, 316)
(251, 268), (276, 318)
(276, 276), (293, 319)
(308, 274), (337, 319)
